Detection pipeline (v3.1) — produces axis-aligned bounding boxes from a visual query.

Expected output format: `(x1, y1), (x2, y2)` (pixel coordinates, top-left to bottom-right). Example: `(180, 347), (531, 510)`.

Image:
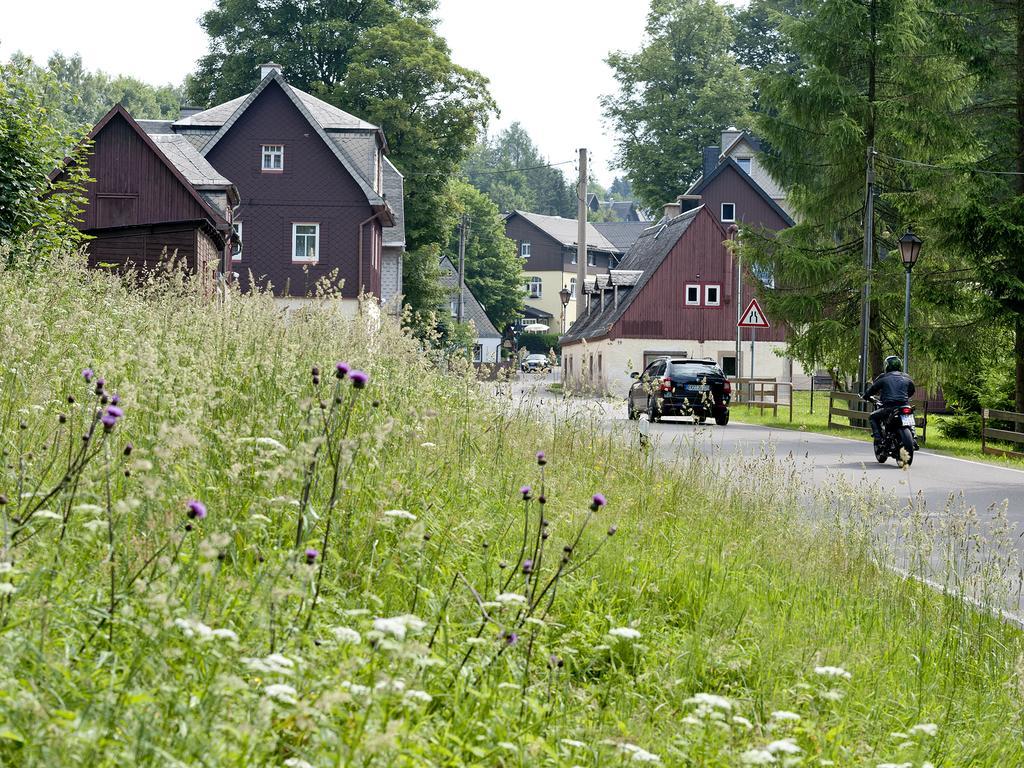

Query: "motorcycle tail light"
(900, 406), (913, 415)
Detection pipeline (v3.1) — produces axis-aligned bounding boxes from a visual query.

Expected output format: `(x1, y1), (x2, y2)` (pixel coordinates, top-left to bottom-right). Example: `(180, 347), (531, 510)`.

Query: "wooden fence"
(981, 408), (1024, 460)
(827, 391), (928, 443)
(731, 378), (793, 423)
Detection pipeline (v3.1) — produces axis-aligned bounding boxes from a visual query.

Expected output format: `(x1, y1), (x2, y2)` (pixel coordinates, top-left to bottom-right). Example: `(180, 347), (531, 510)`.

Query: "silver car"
(521, 354), (550, 373)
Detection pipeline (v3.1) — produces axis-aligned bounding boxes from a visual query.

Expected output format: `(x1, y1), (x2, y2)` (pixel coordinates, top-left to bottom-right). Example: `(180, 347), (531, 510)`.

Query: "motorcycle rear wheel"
(897, 427), (915, 467)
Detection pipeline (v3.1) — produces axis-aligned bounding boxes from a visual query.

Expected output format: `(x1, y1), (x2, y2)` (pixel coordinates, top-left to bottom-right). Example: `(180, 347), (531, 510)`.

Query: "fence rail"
(827, 391), (928, 443)
(731, 378), (793, 423)
(982, 408), (1024, 459)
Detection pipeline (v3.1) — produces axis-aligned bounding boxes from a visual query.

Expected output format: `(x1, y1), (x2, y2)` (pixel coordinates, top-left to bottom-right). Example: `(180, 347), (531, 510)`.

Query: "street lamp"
(559, 285), (571, 334)
(898, 229), (923, 374)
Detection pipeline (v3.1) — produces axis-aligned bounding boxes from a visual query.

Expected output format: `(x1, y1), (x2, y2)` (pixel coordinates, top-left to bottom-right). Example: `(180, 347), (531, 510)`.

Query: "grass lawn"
(1, 256), (1023, 765)
(732, 390), (1024, 467)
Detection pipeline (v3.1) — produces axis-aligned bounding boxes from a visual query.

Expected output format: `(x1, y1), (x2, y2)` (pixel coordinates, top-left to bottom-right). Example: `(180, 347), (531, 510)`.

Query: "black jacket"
(865, 371), (916, 406)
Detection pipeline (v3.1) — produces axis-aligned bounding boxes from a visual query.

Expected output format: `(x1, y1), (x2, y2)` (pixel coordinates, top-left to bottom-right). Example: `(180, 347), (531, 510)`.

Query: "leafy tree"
(463, 123), (575, 216)
(729, 0), (802, 72)
(9, 52), (182, 132)
(739, 0), (975, 381)
(0, 61), (90, 264)
(609, 176), (633, 200)
(602, 0), (750, 211)
(447, 180), (523, 330)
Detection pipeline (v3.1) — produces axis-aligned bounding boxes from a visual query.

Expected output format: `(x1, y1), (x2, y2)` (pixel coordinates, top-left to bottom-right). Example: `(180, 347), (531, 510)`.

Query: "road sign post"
(737, 299), (770, 398)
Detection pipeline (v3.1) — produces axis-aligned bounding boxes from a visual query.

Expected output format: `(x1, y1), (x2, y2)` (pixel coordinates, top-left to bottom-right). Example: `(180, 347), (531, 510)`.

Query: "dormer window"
(588, 252), (597, 267)
(736, 158), (752, 175)
(721, 203), (736, 222)
(520, 241), (531, 258)
(262, 145), (284, 172)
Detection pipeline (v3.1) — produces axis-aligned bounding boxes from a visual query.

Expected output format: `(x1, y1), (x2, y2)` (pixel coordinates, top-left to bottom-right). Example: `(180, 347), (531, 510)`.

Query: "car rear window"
(669, 363), (723, 377)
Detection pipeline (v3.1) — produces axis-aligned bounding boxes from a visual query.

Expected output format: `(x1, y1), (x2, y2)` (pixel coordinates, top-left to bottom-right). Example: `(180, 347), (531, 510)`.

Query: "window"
(262, 145), (284, 171)
(450, 300), (458, 318)
(292, 223), (319, 263)
(520, 241), (531, 258)
(685, 284), (700, 306)
(722, 356), (737, 377)
(721, 203), (736, 222)
(231, 222), (242, 262)
(588, 252), (597, 266)
(736, 158), (752, 175)
(526, 277), (542, 298)
(753, 264), (776, 289)
(570, 251), (577, 265)
(569, 277), (577, 299)
(705, 284), (721, 306)
(473, 344), (483, 363)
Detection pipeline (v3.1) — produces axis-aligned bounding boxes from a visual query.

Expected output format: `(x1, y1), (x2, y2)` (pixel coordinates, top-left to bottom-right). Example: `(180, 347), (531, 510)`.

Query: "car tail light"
(724, 380), (732, 395)
(660, 377), (672, 392)
(900, 406), (913, 415)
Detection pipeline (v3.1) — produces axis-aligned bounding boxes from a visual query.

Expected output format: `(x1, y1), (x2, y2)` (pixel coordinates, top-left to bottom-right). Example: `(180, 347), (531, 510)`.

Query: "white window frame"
(685, 284), (701, 306)
(231, 222), (242, 262)
(569, 277), (577, 299)
(262, 144), (284, 171)
(450, 300), (458, 318)
(291, 223), (320, 263)
(721, 203), (736, 222)
(588, 252), (597, 267)
(570, 251), (577, 265)
(527, 276), (543, 298)
(520, 241), (531, 258)
(736, 158), (752, 175)
(705, 284), (721, 307)
(473, 344), (483, 363)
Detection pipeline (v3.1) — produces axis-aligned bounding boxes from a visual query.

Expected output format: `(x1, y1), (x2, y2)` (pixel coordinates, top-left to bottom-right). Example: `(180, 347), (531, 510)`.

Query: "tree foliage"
(463, 123), (576, 217)
(0, 61), (90, 264)
(447, 180), (523, 331)
(602, 0), (750, 211)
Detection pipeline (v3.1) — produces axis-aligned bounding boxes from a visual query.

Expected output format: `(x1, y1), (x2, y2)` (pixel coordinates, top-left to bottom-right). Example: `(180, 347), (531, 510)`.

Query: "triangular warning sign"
(738, 298), (770, 328)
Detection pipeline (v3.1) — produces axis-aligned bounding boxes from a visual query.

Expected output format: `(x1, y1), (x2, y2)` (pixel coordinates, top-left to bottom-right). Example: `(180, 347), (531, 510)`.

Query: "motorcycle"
(868, 396), (919, 467)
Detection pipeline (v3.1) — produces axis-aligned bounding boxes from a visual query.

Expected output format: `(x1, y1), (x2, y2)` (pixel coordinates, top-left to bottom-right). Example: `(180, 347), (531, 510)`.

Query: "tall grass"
(0, 254), (1022, 766)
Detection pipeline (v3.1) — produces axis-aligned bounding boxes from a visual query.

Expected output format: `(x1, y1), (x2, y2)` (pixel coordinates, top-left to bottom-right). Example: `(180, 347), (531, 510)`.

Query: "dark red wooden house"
(52, 105), (237, 279)
(561, 204), (788, 395)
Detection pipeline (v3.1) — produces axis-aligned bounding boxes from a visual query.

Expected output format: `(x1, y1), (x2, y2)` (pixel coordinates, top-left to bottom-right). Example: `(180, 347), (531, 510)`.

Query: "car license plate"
(900, 414), (915, 427)
(686, 384), (710, 392)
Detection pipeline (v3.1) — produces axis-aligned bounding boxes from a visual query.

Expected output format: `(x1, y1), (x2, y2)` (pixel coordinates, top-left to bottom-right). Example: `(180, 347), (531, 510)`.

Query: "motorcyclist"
(864, 355), (916, 447)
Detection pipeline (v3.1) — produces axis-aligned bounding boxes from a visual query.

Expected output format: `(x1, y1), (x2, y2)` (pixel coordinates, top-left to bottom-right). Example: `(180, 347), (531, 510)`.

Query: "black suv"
(627, 358), (731, 425)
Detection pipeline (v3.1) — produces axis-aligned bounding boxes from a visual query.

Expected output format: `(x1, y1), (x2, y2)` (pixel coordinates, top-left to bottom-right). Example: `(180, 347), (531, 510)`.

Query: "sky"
(0, 0), (743, 184)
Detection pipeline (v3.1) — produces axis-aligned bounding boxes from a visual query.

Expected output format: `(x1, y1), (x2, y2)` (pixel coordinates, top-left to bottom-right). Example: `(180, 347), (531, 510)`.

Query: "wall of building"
(205, 81), (379, 299)
(563, 336), (790, 398)
(474, 337), (502, 364)
(85, 223), (200, 273)
(698, 164), (792, 232)
(725, 137), (794, 219)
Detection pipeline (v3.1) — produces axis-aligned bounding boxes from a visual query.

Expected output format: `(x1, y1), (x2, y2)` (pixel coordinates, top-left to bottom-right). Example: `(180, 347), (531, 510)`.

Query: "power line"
(408, 159), (576, 178)
(876, 150), (1024, 177)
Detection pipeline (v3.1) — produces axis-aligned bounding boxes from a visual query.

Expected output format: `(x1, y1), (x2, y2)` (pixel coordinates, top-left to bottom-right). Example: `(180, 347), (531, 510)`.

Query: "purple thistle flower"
(186, 499), (207, 520)
(101, 413), (117, 431)
(335, 361), (351, 379)
(105, 405), (124, 419)
(536, 451), (546, 466)
(505, 632), (519, 645)
(522, 559), (533, 575)
(591, 493), (607, 511)
(520, 485), (532, 499)
(348, 370), (369, 389)
(305, 548), (319, 564)
(82, 368), (94, 383)
(110, 394), (121, 406)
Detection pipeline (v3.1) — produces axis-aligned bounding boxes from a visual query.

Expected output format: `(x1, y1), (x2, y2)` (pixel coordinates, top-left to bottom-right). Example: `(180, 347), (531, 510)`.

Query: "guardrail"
(731, 378), (793, 423)
(981, 408), (1024, 460)
(827, 391), (928, 443)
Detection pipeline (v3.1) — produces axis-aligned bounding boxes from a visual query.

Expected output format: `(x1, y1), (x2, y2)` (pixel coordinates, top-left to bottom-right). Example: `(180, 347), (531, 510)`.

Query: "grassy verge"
(731, 390), (1024, 467)
(0, 256), (1022, 765)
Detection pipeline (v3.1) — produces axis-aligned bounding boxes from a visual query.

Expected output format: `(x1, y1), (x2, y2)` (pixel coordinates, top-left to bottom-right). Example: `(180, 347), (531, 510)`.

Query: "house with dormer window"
(60, 63), (405, 312)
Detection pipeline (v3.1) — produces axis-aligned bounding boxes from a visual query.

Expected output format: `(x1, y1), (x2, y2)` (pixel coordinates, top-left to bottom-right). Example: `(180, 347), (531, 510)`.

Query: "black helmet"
(884, 355), (903, 373)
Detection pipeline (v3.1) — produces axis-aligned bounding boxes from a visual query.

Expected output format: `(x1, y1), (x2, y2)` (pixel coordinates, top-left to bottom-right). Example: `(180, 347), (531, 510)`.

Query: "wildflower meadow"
(0, 254), (1022, 766)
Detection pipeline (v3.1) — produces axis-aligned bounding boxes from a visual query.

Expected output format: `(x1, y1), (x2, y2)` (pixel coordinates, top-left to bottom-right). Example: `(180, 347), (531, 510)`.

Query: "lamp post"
(559, 285), (571, 335)
(898, 230), (923, 375)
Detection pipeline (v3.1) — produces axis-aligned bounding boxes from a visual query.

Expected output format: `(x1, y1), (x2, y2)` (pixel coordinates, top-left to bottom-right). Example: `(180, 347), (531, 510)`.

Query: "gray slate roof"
(439, 256), (501, 338)
(513, 211), (621, 253)
(172, 88), (378, 132)
(594, 221), (653, 252)
(150, 134), (232, 188)
(136, 119), (175, 135)
(382, 157), (405, 248)
(563, 207), (703, 344)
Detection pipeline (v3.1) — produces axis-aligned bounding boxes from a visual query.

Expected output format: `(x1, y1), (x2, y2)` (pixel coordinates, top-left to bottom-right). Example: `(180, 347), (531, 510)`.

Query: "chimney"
(260, 62), (283, 80)
(702, 146), (720, 180)
(721, 127), (742, 151)
(179, 105), (203, 119)
(677, 194), (702, 212)
(663, 201), (682, 220)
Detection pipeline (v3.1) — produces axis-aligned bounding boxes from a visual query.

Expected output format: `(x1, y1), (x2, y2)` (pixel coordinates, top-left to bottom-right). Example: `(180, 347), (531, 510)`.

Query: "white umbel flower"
(373, 614), (425, 641)
(608, 626), (641, 640)
(813, 665), (852, 680)
(331, 626), (362, 644)
(683, 693), (732, 711)
(766, 739), (801, 755)
(0, 583), (16, 596)
(404, 689), (433, 704)
(383, 509), (417, 521)
(620, 743), (661, 763)
(740, 750), (776, 765)
(908, 723), (938, 737)
(264, 683), (298, 704)
(771, 711), (801, 723)
(283, 759), (314, 768)
(495, 593), (528, 605)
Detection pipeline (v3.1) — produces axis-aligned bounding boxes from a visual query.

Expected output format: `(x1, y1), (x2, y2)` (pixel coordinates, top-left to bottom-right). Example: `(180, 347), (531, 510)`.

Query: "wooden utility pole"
(457, 214), (467, 324)
(576, 148), (588, 325)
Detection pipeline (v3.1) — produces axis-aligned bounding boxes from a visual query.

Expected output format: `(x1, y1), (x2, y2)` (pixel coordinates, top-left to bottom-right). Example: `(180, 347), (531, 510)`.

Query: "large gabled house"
(64, 63), (405, 312)
(561, 204), (788, 396)
(503, 210), (621, 329)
